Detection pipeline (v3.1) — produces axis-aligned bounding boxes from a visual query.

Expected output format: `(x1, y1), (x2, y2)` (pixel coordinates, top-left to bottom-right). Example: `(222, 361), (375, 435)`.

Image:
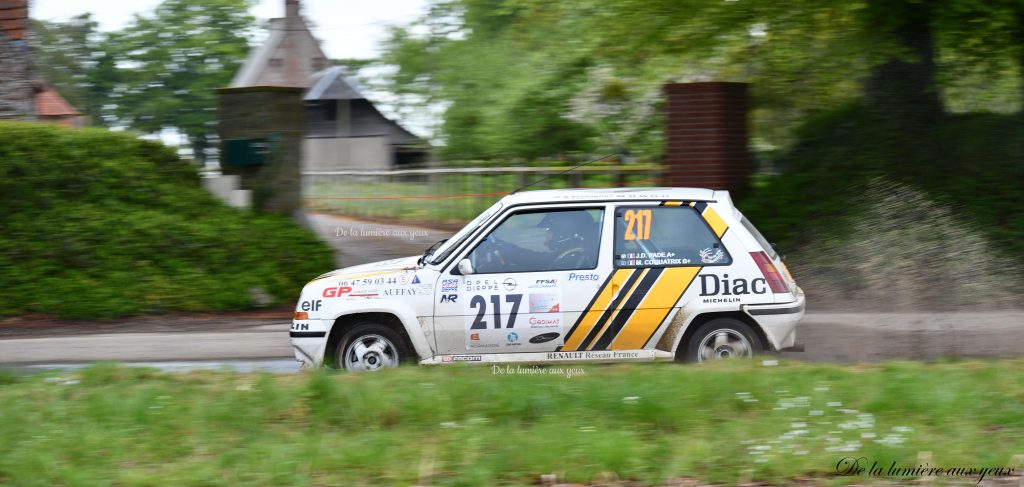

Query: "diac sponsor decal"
(698, 273), (767, 303)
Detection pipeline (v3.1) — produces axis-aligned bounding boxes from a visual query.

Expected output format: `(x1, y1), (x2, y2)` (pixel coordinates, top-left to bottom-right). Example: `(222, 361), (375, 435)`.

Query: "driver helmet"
(539, 211), (594, 252)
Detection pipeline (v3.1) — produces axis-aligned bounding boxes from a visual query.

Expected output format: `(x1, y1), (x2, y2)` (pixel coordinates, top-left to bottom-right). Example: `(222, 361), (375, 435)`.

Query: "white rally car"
(291, 188), (804, 370)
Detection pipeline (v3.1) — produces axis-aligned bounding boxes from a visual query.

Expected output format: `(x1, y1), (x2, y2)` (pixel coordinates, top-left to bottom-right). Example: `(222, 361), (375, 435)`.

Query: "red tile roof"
(36, 86), (80, 117)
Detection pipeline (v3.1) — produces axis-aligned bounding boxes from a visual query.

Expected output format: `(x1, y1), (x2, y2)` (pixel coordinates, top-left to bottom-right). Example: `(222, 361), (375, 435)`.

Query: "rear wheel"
(684, 318), (763, 363)
(334, 323), (407, 372)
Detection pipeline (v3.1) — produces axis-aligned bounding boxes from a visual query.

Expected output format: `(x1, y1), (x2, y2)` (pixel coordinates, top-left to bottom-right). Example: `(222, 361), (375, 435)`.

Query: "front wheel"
(684, 318), (763, 363)
(334, 323), (407, 372)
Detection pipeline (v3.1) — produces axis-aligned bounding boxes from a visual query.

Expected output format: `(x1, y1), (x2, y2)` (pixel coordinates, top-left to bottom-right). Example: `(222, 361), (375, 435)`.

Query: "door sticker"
(464, 279), (563, 350)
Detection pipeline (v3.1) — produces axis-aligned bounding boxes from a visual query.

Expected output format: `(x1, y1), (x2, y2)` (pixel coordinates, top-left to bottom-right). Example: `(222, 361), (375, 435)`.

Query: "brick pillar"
(663, 82), (751, 194)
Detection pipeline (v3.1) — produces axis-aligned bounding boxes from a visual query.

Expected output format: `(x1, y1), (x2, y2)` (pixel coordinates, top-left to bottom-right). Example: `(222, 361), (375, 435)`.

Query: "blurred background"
(2, 2), (1024, 485)
(1, 0), (1022, 321)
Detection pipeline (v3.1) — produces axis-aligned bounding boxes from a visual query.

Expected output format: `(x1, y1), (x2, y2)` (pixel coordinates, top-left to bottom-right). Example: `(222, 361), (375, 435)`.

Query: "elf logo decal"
(299, 300), (321, 311)
(322, 286), (353, 298)
(699, 274), (767, 296)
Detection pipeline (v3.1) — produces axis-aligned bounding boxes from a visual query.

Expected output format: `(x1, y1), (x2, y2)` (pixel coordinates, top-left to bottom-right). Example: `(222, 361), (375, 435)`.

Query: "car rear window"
(739, 214), (778, 260)
(613, 205), (731, 267)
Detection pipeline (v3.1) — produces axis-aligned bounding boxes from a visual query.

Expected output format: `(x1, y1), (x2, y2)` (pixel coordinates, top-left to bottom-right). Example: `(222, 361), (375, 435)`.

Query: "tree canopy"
(377, 0), (1024, 161)
(33, 0), (256, 163)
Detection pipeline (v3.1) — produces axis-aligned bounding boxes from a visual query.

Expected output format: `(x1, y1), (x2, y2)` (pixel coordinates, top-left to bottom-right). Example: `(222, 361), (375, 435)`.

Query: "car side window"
(466, 208), (604, 274)
(614, 206), (730, 267)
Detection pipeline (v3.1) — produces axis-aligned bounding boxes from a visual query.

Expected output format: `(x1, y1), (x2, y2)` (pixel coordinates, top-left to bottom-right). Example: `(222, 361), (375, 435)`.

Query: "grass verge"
(1, 360), (1022, 486)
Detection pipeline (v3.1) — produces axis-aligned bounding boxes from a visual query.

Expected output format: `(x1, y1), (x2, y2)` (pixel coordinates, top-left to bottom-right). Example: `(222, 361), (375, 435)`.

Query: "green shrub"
(0, 122), (334, 319)
(740, 105), (1024, 262)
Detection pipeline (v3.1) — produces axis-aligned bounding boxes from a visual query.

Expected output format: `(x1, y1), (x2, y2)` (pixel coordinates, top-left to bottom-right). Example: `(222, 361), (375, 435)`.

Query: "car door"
(559, 201), (733, 352)
(433, 205), (610, 355)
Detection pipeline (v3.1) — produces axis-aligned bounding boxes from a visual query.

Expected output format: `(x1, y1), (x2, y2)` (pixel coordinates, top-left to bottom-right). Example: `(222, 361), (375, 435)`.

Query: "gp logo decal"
(558, 200), (727, 351)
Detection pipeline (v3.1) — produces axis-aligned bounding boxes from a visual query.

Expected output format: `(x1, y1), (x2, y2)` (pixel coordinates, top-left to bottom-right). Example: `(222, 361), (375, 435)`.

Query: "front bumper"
(290, 319), (333, 368)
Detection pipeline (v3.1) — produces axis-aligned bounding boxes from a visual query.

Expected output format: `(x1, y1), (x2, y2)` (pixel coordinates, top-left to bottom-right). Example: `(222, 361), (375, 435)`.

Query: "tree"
(31, 15), (116, 125)
(379, 0), (1024, 161)
(104, 0), (256, 163)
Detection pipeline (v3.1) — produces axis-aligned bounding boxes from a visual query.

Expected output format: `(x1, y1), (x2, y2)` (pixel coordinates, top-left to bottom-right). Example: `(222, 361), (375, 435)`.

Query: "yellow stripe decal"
(608, 267), (701, 350)
(585, 268), (649, 351)
(561, 268), (633, 351)
(702, 206), (728, 238)
(664, 201), (683, 206)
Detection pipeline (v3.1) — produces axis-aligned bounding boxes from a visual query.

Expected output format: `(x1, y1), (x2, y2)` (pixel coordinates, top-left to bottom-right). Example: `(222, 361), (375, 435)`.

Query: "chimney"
(663, 82), (752, 194)
(0, 0), (28, 41)
(285, 0), (299, 19)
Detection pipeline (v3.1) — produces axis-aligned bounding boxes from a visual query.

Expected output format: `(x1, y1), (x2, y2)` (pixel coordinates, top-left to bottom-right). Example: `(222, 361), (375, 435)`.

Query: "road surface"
(2, 215), (1021, 368)
(2, 311), (1022, 366)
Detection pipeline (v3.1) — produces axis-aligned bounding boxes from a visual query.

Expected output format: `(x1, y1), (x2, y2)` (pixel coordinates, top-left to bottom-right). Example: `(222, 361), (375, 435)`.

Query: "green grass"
(1, 360), (1022, 486)
(0, 122), (335, 319)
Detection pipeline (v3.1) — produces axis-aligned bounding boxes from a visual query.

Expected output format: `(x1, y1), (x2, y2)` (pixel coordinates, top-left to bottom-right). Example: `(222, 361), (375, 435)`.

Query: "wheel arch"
(324, 308), (431, 368)
(671, 311), (771, 361)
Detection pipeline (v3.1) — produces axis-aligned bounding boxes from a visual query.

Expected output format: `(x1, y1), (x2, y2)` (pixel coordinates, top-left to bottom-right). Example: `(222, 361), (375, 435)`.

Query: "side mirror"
(457, 259), (475, 276)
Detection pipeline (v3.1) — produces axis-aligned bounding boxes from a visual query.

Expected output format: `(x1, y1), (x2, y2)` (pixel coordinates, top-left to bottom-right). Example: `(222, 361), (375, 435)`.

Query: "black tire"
(683, 318), (763, 363)
(333, 323), (408, 372)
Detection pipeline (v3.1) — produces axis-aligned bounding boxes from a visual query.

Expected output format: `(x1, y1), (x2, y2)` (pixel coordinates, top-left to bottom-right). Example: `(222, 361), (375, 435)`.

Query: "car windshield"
(427, 201), (503, 265)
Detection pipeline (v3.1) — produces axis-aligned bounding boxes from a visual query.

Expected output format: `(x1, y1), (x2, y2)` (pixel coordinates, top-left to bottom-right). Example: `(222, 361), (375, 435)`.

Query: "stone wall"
(0, 33), (35, 120)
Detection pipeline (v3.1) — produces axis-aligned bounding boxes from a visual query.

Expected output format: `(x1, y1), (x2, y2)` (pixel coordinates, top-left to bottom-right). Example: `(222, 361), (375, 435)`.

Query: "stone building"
(303, 66), (426, 171)
(1, 0), (83, 125)
(0, 0), (35, 120)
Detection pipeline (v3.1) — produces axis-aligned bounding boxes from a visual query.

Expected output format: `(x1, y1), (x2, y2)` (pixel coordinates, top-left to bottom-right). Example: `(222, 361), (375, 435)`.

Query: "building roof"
(35, 84), (80, 117)
(229, 14), (329, 88)
(304, 66), (366, 101)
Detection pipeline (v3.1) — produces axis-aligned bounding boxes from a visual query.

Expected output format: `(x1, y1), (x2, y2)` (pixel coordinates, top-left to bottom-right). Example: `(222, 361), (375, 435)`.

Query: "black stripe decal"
(592, 268), (664, 350)
(558, 271), (618, 351)
(578, 269), (642, 351)
(748, 304), (804, 316)
(640, 267), (703, 349)
(693, 201), (708, 213)
(290, 331), (326, 338)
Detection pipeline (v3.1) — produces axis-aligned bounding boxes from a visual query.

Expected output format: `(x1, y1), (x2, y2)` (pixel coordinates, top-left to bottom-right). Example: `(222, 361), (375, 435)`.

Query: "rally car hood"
(309, 255), (420, 283)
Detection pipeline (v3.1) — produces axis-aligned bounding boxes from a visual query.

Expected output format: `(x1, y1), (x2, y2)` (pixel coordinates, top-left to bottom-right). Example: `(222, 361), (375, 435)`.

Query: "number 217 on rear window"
(623, 209), (652, 241)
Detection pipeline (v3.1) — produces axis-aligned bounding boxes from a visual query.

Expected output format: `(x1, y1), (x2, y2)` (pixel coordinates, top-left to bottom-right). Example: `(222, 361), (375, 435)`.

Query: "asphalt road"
(3, 311), (1023, 366)
(2, 215), (1021, 368)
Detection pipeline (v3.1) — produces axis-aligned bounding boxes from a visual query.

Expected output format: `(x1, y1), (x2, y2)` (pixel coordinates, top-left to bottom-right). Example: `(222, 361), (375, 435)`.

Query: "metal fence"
(302, 165), (664, 223)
